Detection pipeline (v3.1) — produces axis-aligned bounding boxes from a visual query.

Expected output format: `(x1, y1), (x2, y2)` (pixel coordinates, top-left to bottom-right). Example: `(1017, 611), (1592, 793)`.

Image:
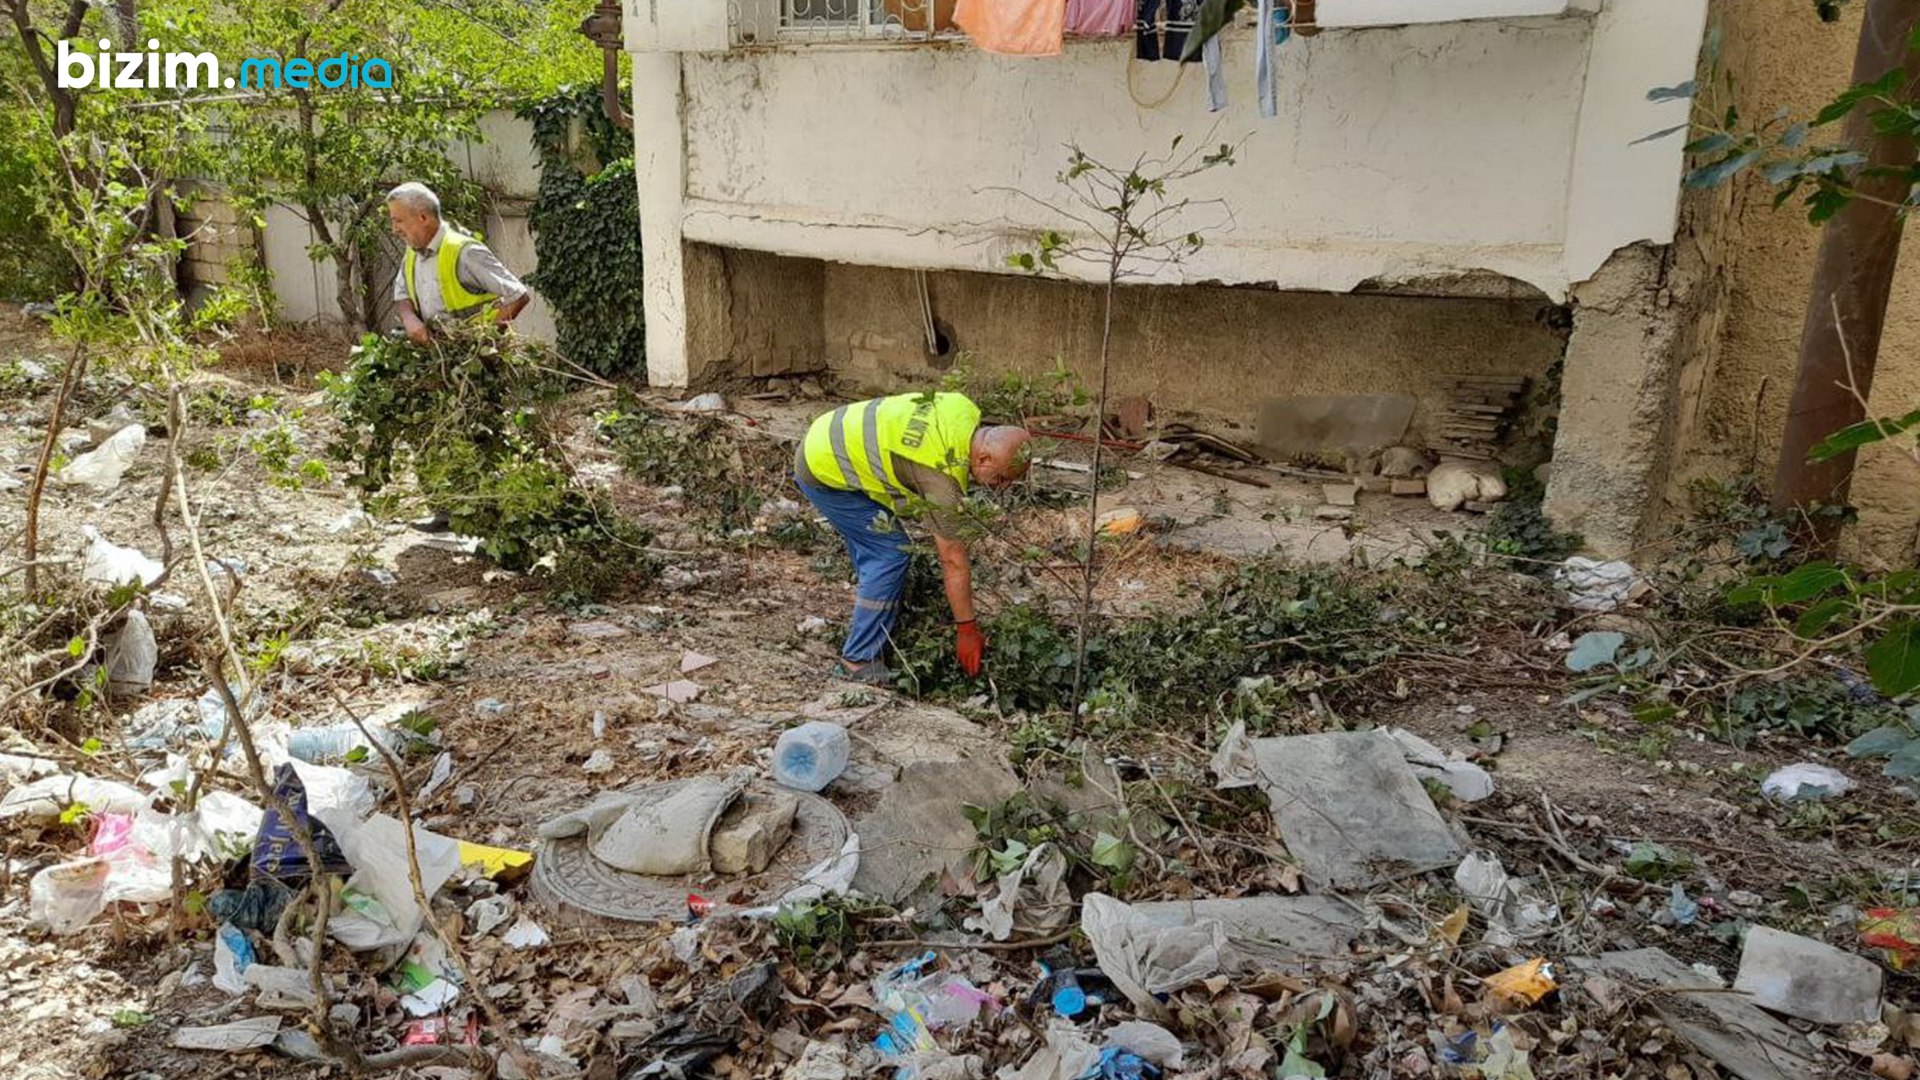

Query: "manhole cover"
(531, 781), (850, 926)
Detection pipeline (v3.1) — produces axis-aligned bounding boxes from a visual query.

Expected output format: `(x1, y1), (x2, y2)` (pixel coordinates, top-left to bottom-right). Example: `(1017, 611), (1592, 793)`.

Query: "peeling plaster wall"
(814, 262), (1565, 444)
(1670, 0), (1920, 566)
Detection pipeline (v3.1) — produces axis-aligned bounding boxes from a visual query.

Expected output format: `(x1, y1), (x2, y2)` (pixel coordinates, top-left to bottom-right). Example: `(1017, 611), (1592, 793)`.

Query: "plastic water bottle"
(772, 721), (850, 792)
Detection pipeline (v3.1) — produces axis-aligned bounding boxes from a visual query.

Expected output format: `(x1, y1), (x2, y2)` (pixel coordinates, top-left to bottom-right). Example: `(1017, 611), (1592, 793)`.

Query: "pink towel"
(1065, 0), (1131, 35)
(955, 0), (1066, 55)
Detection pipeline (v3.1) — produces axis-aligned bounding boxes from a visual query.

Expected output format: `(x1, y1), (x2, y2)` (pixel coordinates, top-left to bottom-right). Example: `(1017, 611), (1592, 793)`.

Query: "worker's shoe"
(831, 659), (893, 687)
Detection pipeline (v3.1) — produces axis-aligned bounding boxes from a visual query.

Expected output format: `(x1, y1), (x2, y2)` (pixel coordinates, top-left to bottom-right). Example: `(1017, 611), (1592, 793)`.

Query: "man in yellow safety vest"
(386, 181), (531, 345)
(796, 392), (1031, 685)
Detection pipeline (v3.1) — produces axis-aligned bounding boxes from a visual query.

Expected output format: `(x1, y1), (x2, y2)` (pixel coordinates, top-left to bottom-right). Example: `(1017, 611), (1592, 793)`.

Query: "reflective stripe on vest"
(402, 229), (496, 320)
(803, 392), (980, 511)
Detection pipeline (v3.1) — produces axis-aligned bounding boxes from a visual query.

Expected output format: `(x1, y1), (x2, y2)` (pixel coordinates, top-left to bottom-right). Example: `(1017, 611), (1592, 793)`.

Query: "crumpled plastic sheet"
(1080, 892), (1228, 1016)
(965, 842), (1070, 942)
(1210, 720), (1261, 790)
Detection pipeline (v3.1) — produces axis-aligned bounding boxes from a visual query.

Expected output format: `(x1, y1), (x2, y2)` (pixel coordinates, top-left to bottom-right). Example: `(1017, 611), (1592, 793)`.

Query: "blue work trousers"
(797, 475), (912, 663)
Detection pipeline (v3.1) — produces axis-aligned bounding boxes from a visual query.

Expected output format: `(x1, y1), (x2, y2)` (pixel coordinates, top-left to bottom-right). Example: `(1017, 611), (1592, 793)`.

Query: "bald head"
(969, 425), (1031, 489)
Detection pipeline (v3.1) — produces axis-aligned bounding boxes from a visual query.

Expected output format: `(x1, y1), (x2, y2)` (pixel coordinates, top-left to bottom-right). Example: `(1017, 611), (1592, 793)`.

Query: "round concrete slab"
(531, 782), (850, 927)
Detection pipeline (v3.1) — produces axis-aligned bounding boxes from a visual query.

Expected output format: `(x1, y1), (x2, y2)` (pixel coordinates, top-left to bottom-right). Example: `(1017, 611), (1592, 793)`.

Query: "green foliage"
(772, 895), (892, 969)
(962, 791), (1155, 896)
(1715, 674), (1904, 745)
(1809, 407), (1920, 462)
(1729, 561), (1920, 698)
(597, 392), (790, 535)
(899, 558), (1436, 724)
(1482, 468), (1580, 565)
(323, 329), (653, 597)
(522, 87), (646, 375)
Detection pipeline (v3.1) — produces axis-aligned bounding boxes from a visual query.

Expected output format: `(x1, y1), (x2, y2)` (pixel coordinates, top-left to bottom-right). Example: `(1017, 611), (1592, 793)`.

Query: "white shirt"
(391, 222), (529, 321)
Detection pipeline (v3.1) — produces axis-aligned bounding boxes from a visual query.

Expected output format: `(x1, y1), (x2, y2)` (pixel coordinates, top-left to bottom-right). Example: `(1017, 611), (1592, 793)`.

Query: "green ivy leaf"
(80, 737), (103, 755)
(1866, 619), (1920, 698)
(1794, 596), (1854, 638)
(1848, 725), (1916, 759)
(345, 745), (370, 764)
(1089, 831), (1135, 872)
(1807, 408), (1920, 462)
(67, 636), (86, 658)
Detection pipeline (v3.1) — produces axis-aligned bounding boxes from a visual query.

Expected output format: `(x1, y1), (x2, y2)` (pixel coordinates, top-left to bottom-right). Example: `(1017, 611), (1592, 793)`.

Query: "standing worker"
(796, 391), (1032, 685)
(385, 181), (531, 345)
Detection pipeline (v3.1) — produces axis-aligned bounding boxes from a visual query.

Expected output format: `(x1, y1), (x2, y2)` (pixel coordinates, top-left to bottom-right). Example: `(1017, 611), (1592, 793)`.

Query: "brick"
(709, 790), (798, 874)
(1390, 478), (1428, 496)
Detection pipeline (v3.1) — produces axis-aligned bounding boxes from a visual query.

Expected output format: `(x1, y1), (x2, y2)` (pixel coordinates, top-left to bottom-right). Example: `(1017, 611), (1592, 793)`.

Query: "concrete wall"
(631, 0), (1711, 389)
(1668, 0), (1920, 566)
(811, 261), (1565, 444)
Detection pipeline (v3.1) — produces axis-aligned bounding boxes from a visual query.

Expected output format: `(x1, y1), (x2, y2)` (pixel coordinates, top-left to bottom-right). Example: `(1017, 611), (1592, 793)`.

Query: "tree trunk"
(1771, 0), (1920, 523)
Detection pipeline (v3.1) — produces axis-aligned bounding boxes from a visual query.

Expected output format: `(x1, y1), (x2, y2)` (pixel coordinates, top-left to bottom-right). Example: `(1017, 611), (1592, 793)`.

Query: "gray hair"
(385, 181), (441, 218)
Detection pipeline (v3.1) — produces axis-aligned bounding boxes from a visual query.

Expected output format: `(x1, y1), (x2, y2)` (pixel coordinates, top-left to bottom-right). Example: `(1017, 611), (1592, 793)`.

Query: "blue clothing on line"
(797, 474), (913, 664)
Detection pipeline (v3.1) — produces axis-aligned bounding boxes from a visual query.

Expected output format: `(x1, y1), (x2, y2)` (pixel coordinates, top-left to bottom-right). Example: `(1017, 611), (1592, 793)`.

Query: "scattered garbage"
(1862, 908), (1920, 970)
(1004, 1025), (1101, 1080)
(582, 748), (615, 774)
(1081, 893), (1228, 1015)
(773, 721), (850, 792)
(324, 509), (376, 534)
(1248, 731), (1463, 889)
(170, 1016), (282, 1051)
(503, 916), (550, 950)
(1104, 1021), (1184, 1069)
(797, 615), (829, 635)
(0, 773), (145, 822)
(80, 526), (165, 587)
(58, 423), (145, 492)
(1454, 851), (1560, 946)
(213, 921), (254, 993)
(678, 392), (727, 413)
(872, 951), (997, 1063)
(1761, 762), (1853, 801)
(965, 842), (1070, 942)
(1663, 883), (1700, 928)
(1384, 727), (1494, 802)
(1095, 506), (1144, 536)
(324, 812), (463, 950)
(1565, 630), (1625, 672)
(29, 857), (112, 935)
(1209, 720), (1260, 789)
(103, 608), (157, 695)
(1483, 958), (1556, 1008)
(540, 774), (747, 875)
(1734, 925), (1884, 1025)
(1426, 460), (1508, 511)
(642, 679), (703, 704)
(1571, 949), (1825, 1080)
(1556, 556), (1645, 613)
(251, 763), (354, 883)
(84, 405), (141, 447)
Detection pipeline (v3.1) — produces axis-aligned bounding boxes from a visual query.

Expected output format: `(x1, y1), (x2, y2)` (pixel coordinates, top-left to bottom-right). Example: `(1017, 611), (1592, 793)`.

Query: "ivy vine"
(521, 85), (646, 376)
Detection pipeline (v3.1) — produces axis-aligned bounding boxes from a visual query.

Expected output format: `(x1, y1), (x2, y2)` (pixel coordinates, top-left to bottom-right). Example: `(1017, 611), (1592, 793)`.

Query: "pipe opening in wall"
(926, 320), (956, 367)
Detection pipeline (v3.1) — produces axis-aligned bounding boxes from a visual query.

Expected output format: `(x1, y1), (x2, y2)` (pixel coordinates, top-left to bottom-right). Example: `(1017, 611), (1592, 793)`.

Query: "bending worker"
(796, 392), (1031, 685)
(386, 181), (530, 345)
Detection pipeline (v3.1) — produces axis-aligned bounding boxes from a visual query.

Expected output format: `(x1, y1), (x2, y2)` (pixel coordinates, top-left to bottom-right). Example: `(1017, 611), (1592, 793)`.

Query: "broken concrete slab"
(641, 679), (702, 704)
(1312, 506), (1354, 521)
(1131, 895), (1361, 974)
(851, 759), (1019, 903)
(1570, 949), (1826, 1080)
(1250, 731), (1463, 890)
(1734, 925), (1883, 1026)
(1321, 482), (1359, 507)
(1255, 393), (1415, 460)
(1390, 478), (1428, 496)
(680, 651), (718, 674)
(710, 789), (799, 875)
(848, 703), (998, 770)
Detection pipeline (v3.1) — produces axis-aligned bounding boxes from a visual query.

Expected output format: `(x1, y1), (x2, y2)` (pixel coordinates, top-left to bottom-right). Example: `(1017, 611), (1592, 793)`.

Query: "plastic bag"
(30, 857), (112, 935)
(1079, 893), (1227, 1015)
(320, 811), (461, 951)
(105, 609), (157, 694)
(58, 424), (145, 492)
(252, 763), (353, 882)
(80, 526), (164, 587)
(0, 773), (146, 823)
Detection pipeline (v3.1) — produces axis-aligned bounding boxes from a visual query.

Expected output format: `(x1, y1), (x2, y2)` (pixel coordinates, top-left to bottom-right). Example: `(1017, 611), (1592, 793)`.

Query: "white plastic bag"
(318, 812), (461, 950)
(58, 424), (145, 492)
(105, 609), (157, 694)
(0, 774), (146, 822)
(30, 857), (112, 935)
(1080, 893), (1227, 1015)
(81, 526), (165, 587)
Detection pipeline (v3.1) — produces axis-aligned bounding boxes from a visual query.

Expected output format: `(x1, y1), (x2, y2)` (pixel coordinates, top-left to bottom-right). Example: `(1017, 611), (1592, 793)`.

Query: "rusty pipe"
(579, 0), (631, 131)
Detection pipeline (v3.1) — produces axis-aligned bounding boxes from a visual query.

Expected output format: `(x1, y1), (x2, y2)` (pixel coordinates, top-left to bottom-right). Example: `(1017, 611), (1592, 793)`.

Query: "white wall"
(630, 0), (1707, 386)
(200, 110), (557, 341)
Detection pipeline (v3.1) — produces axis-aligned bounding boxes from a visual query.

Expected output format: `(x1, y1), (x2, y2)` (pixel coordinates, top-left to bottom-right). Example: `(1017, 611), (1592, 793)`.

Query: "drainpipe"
(1771, 0), (1920, 527)
(578, 0), (632, 131)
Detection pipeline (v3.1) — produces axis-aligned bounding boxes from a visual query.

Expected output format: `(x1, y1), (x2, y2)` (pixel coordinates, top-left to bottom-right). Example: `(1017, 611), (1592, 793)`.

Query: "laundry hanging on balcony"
(1066, 0), (1132, 35)
(1136, 1), (1226, 112)
(954, 0), (1067, 55)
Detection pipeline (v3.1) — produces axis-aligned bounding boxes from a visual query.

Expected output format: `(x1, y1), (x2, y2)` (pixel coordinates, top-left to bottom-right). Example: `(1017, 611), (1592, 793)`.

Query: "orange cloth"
(955, 0), (1066, 56)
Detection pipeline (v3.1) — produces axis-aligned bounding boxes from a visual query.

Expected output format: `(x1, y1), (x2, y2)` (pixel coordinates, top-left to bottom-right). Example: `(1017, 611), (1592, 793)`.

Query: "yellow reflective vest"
(802, 392), (981, 510)
(402, 228), (497, 320)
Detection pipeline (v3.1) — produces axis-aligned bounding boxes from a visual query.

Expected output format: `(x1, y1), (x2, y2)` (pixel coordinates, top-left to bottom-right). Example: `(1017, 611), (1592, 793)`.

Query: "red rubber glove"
(955, 620), (985, 677)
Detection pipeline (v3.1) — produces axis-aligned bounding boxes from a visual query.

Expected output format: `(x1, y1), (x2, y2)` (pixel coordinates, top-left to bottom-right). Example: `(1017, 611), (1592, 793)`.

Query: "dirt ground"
(2, 305), (1916, 1080)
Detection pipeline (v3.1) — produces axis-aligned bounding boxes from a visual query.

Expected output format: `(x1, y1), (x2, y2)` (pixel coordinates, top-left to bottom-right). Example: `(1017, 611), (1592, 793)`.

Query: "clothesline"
(952, 0), (1306, 120)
